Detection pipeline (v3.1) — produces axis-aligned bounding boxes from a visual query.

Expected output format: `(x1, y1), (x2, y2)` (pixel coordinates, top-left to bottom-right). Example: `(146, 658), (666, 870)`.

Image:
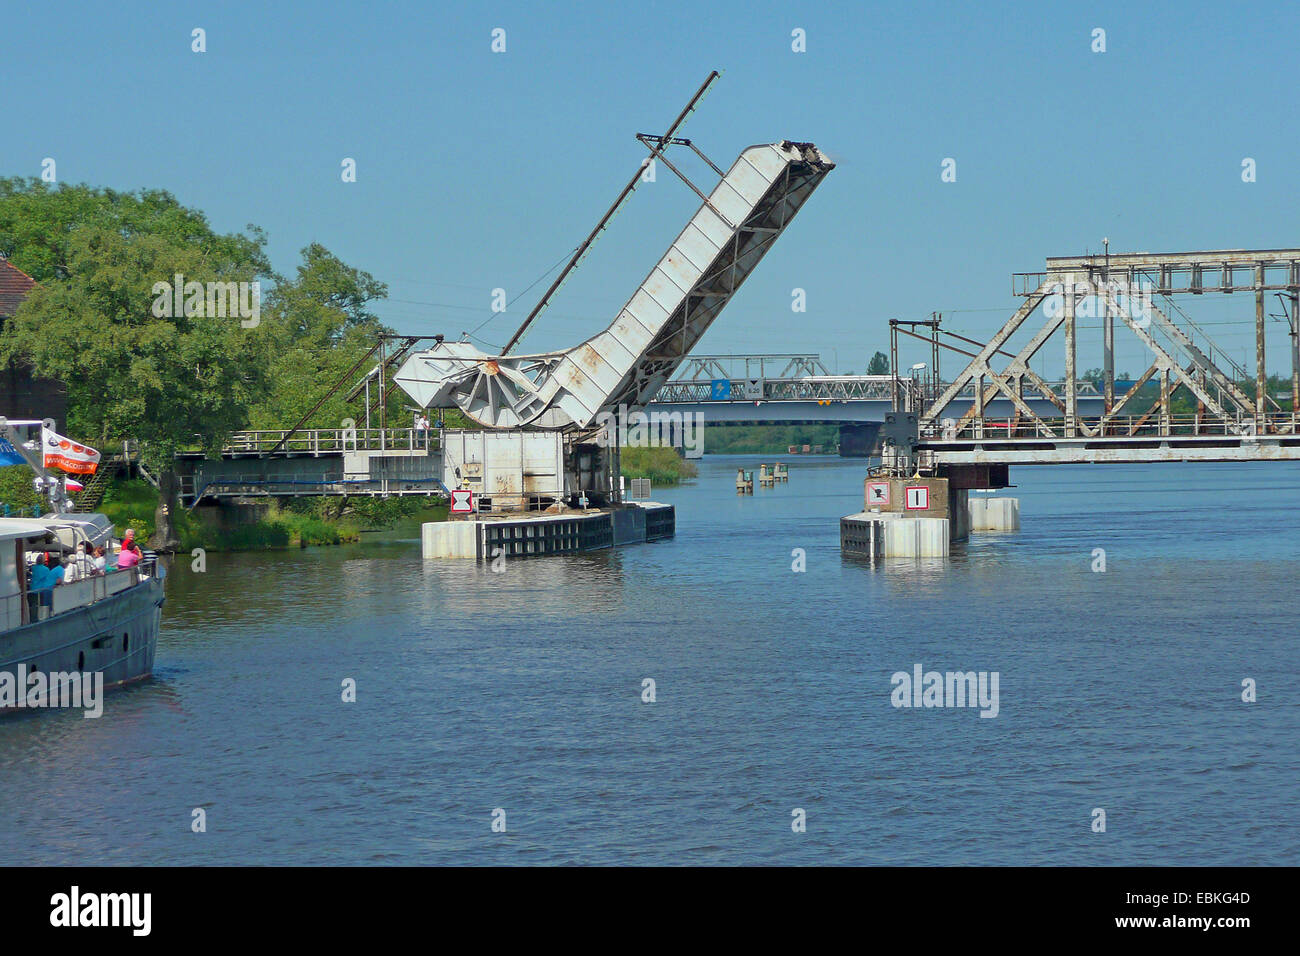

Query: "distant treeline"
(702, 424), (839, 454)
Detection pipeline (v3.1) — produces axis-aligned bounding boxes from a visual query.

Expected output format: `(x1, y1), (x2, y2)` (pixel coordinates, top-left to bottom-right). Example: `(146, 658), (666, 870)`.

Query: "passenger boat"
(1, 516), (165, 712)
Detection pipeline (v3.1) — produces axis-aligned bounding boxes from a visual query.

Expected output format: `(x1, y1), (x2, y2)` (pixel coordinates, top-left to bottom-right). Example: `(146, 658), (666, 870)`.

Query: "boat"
(1, 417), (165, 713)
(1, 516), (165, 711)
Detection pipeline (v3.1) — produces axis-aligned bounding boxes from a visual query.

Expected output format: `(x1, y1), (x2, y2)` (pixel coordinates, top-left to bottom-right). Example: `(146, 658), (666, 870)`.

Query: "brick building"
(0, 257), (66, 426)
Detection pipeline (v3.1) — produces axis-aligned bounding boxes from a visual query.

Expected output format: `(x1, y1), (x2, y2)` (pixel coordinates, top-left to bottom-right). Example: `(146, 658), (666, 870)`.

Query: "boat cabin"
(0, 518), (156, 631)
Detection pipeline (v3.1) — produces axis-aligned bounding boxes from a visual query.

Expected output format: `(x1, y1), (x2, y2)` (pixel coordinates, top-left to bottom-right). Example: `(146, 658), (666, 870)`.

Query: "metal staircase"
(73, 458), (122, 511)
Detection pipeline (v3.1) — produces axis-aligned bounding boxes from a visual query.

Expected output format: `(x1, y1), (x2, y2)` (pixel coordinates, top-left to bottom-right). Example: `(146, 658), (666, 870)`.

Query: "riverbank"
(618, 446), (698, 485)
(703, 423), (840, 454)
(99, 479), (447, 551)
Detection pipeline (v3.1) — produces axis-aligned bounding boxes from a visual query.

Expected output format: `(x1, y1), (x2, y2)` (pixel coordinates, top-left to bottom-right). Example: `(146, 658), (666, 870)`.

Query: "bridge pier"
(840, 466), (1020, 559)
(838, 422), (881, 458)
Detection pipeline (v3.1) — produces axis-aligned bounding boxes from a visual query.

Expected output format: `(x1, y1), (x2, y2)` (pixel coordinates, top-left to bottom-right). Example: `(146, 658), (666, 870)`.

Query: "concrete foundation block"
(968, 496), (1020, 532)
(422, 520), (480, 559)
(841, 512), (950, 558)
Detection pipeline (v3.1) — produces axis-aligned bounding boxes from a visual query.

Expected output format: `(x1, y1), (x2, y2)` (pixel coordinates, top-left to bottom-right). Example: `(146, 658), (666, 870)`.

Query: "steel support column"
(1064, 277), (1078, 438)
(1256, 266), (1267, 424)
(1291, 290), (1300, 429)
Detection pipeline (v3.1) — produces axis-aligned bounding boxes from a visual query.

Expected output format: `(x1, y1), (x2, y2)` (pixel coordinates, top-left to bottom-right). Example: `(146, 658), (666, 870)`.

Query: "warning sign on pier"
(905, 486), (930, 510)
(450, 489), (475, 514)
(867, 480), (891, 505)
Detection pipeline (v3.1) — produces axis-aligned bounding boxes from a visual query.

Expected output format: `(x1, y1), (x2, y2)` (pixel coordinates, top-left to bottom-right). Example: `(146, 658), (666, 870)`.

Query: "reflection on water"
(2, 455), (1298, 865)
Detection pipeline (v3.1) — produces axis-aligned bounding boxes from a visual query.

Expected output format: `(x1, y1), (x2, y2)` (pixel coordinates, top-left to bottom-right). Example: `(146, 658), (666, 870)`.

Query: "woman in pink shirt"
(116, 528), (142, 569)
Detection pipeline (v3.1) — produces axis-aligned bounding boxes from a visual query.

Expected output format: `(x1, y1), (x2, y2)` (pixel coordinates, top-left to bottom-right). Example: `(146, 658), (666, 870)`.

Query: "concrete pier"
(421, 502), (674, 561)
(841, 473), (1022, 560)
(841, 512), (950, 558)
(968, 496), (1020, 532)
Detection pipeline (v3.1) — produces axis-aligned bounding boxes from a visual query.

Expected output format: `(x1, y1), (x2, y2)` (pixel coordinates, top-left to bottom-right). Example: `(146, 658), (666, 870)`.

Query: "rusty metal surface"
(911, 250), (1300, 475)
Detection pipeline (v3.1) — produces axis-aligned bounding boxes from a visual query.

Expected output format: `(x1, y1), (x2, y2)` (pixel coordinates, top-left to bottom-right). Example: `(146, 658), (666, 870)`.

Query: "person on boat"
(116, 540), (142, 570)
(92, 545), (108, 574)
(62, 552), (81, 584)
(28, 553), (62, 615)
(77, 541), (94, 576)
(117, 530), (142, 562)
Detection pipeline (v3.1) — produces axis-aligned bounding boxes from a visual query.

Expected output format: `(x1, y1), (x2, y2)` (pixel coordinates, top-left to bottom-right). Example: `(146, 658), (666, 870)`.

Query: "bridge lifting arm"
(394, 135), (834, 429)
(501, 71), (722, 356)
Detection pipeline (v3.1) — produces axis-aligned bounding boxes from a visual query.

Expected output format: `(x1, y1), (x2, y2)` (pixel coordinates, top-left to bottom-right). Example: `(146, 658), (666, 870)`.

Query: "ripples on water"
(2, 458), (1297, 865)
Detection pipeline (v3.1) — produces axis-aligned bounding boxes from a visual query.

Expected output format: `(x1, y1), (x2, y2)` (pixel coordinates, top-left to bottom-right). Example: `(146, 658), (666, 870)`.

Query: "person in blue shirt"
(28, 553), (60, 617)
(29, 554), (52, 591)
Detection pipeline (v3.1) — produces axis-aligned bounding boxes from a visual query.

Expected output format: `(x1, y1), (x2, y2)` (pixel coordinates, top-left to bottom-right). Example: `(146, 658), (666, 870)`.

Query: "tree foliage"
(0, 178), (394, 466)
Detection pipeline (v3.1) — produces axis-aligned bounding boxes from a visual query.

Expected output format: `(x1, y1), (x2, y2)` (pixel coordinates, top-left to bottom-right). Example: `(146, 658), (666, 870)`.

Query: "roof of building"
(0, 258), (37, 318)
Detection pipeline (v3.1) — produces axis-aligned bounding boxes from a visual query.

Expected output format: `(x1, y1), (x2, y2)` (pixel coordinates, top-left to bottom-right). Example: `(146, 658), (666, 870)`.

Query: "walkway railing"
(653, 377), (1097, 405)
(221, 427), (437, 455)
(920, 411), (1298, 441)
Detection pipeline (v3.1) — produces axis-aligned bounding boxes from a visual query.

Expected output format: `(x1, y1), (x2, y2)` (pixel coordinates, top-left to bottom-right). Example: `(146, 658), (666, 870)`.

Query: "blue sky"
(5, 0), (1300, 377)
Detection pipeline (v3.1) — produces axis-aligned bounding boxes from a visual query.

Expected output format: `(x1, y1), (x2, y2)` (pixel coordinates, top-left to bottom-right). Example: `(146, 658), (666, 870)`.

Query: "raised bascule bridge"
(842, 248), (1300, 560)
(174, 72), (836, 558)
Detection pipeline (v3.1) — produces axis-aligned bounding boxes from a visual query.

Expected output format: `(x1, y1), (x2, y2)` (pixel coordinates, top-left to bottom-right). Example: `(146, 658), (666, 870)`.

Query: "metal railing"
(653, 376), (1098, 405)
(8, 556), (159, 626)
(181, 472), (446, 505)
(920, 411), (1297, 442)
(220, 427), (437, 455)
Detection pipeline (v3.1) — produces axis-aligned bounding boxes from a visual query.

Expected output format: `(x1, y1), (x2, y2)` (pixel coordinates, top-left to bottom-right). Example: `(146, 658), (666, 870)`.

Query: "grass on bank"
(619, 446), (697, 486)
(98, 478), (445, 551)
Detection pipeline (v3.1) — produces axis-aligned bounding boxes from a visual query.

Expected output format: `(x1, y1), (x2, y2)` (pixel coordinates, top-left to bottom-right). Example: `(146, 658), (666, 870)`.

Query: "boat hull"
(1, 576), (165, 707)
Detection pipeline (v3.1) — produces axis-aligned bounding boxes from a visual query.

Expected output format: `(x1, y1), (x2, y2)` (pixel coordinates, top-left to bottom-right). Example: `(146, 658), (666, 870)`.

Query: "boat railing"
(23, 558), (160, 623)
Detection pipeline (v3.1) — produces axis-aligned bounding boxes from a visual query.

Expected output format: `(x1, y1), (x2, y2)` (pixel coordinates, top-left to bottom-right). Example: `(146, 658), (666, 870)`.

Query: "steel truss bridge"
(650, 353), (1103, 424)
(899, 248), (1300, 472)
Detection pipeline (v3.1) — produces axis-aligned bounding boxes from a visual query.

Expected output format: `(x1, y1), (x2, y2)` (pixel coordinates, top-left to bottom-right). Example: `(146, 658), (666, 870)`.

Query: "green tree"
(867, 351), (890, 375)
(0, 180), (399, 546)
(0, 179), (271, 546)
(247, 243), (391, 430)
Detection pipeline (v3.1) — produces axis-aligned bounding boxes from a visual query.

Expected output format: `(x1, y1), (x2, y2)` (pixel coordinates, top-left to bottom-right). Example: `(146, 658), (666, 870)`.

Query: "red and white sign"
(905, 486), (930, 510)
(42, 426), (101, 475)
(450, 488), (475, 514)
(866, 480), (891, 505)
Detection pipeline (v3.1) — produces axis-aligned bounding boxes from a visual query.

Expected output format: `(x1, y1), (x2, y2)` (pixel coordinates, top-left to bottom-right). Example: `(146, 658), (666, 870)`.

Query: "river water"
(2, 455), (1297, 865)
